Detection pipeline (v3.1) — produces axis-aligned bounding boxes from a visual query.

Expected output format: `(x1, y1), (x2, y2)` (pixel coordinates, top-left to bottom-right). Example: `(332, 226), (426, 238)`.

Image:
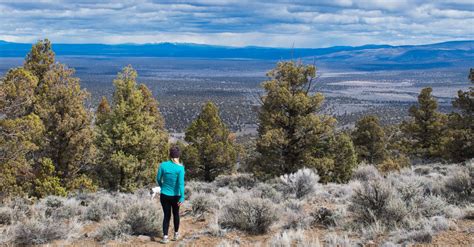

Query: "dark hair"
(169, 146), (180, 159)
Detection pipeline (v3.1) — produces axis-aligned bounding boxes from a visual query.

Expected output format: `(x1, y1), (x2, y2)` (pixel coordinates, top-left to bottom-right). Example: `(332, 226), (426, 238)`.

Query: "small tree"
(401, 87), (447, 159)
(331, 133), (358, 183)
(352, 115), (387, 164)
(96, 65), (168, 191)
(254, 61), (336, 179)
(442, 69), (474, 162)
(183, 101), (237, 181)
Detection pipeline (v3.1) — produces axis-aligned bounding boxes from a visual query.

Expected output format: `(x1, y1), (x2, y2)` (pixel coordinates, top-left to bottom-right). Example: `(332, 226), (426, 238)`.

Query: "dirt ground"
(49, 212), (473, 247)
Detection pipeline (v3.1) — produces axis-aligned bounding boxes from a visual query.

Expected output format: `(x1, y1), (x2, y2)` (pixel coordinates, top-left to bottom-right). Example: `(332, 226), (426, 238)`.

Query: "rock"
(137, 235), (151, 241)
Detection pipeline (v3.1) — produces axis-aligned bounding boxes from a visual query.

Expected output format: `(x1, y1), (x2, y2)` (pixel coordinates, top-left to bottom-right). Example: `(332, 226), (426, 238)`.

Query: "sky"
(0, 0), (473, 48)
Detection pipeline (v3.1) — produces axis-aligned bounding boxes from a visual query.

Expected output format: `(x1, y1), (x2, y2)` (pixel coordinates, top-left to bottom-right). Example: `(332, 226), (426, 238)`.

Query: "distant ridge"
(1, 40), (473, 70)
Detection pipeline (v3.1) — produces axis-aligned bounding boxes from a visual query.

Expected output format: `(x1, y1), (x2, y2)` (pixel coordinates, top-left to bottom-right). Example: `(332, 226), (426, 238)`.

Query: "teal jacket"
(156, 160), (185, 202)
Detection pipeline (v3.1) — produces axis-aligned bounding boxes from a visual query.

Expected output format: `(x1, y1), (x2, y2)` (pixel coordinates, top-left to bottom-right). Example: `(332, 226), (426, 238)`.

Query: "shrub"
(278, 168), (319, 199)
(464, 206), (474, 220)
(7, 197), (33, 221)
(121, 200), (162, 236)
(269, 229), (320, 247)
(351, 165), (381, 182)
(94, 220), (130, 243)
(44, 198), (83, 220)
(419, 196), (449, 217)
(0, 207), (13, 225)
(311, 207), (338, 228)
(83, 195), (120, 222)
(349, 180), (406, 227)
(214, 173), (257, 190)
(251, 183), (283, 203)
(12, 218), (79, 245)
(443, 169), (472, 204)
(190, 193), (219, 216)
(426, 216), (450, 232)
(391, 229), (432, 244)
(281, 199), (310, 230)
(219, 195), (277, 234)
(324, 233), (354, 247)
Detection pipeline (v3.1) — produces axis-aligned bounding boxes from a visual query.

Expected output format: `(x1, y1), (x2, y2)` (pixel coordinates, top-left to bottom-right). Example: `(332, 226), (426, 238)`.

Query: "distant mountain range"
(1, 40), (473, 70)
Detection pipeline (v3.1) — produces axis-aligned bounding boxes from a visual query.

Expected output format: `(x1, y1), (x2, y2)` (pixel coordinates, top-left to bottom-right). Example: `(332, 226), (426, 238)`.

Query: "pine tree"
(183, 101), (237, 181)
(352, 115), (387, 164)
(442, 69), (473, 162)
(96, 65), (168, 191)
(254, 61), (336, 179)
(401, 87), (447, 159)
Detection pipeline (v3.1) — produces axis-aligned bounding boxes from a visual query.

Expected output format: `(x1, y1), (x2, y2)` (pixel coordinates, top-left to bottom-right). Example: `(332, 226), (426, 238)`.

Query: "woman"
(156, 146), (185, 243)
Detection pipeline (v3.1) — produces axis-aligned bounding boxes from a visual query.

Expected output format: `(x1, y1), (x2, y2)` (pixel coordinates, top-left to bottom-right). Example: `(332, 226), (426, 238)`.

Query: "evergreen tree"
(1, 39), (96, 198)
(401, 87), (447, 159)
(0, 68), (38, 118)
(24, 39), (55, 81)
(254, 61), (336, 179)
(183, 101), (237, 181)
(331, 133), (358, 183)
(96, 65), (168, 191)
(442, 69), (473, 162)
(34, 63), (96, 188)
(0, 114), (44, 200)
(352, 115), (387, 164)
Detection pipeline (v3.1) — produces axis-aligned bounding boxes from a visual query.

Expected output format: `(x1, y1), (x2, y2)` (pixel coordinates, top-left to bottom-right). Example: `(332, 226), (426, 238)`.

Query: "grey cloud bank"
(0, 0), (473, 47)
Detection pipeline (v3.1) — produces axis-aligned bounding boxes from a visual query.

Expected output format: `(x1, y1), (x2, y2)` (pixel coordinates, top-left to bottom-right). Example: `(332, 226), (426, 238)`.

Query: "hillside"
(1, 40), (473, 70)
(0, 162), (472, 246)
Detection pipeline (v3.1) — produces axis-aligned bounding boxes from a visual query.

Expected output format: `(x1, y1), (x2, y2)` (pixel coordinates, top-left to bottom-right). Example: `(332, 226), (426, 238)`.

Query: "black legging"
(160, 194), (180, 236)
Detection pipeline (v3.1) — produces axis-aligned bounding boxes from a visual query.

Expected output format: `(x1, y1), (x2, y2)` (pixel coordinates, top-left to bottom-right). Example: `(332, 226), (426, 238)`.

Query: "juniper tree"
(401, 87), (447, 159)
(96, 65), (168, 191)
(442, 69), (474, 162)
(0, 114), (44, 199)
(183, 101), (237, 181)
(352, 115), (387, 164)
(1, 40), (95, 197)
(34, 63), (96, 189)
(331, 133), (358, 183)
(24, 39), (55, 82)
(254, 61), (336, 179)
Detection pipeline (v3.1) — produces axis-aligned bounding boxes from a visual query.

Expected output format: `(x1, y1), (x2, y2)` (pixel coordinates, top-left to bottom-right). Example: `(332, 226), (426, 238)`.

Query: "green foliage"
(34, 63), (96, 186)
(96, 65), (168, 191)
(24, 39), (55, 81)
(352, 115), (387, 164)
(0, 114), (44, 200)
(32, 158), (67, 198)
(331, 133), (358, 183)
(0, 68), (38, 118)
(66, 174), (98, 194)
(401, 87), (447, 159)
(441, 69), (473, 162)
(254, 61), (336, 179)
(0, 39), (96, 199)
(183, 101), (237, 181)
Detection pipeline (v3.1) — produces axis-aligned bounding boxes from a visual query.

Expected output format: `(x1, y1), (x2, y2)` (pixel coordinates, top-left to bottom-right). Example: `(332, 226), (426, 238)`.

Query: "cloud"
(0, 0), (472, 47)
